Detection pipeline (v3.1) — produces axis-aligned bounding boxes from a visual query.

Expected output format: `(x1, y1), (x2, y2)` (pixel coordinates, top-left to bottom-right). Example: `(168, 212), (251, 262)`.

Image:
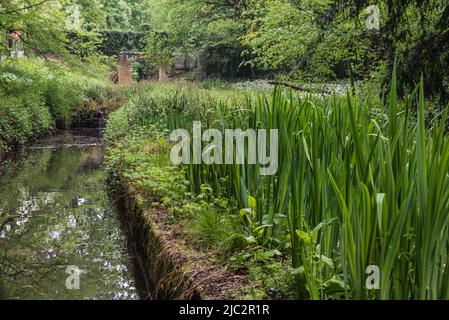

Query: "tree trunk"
(159, 63), (169, 82)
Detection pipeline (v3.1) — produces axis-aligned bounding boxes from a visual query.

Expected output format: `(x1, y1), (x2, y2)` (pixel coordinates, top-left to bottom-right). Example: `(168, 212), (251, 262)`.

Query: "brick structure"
(117, 52), (142, 85)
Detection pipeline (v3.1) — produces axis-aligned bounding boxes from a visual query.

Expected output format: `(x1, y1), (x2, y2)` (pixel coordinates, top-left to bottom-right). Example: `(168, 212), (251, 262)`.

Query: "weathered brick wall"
(117, 52), (142, 85)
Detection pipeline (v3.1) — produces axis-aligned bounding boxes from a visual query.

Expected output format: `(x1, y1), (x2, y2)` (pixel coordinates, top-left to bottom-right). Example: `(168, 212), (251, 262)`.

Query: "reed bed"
(124, 73), (449, 299)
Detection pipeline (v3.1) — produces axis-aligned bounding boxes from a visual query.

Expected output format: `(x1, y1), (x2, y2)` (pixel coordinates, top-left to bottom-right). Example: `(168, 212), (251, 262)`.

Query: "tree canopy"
(141, 0), (448, 101)
(1, 0), (447, 101)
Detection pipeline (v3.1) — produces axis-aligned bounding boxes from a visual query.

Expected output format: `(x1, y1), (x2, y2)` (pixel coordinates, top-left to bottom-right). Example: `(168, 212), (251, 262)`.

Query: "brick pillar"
(159, 62), (169, 82)
(118, 53), (133, 85)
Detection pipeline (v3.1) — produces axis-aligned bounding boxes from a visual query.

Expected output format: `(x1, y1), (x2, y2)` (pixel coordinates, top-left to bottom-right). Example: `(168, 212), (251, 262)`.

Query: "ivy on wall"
(98, 31), (147, 56)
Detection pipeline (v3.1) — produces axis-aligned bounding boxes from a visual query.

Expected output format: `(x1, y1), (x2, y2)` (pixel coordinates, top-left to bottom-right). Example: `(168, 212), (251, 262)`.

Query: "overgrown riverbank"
(0, 58), (118, 158)
(105, 84), (293, 299)
(105, 77), (449, 300)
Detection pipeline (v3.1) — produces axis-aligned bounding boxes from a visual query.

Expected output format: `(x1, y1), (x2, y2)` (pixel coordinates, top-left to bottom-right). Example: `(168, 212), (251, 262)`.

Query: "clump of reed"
(123, 70), (449, 299)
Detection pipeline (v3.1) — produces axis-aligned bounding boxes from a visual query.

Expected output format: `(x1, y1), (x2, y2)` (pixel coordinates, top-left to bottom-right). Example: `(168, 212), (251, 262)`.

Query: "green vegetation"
(143, 0), (448, 103)
(105, 74), (449, 299)
(0, 58), (112, 151)
(105, 84), (296, 299)
(0, 1), (117, 152)
(2, 0), (449, 301)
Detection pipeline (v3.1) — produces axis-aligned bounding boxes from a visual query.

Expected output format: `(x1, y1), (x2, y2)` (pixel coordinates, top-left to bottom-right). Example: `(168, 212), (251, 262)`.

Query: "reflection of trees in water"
(80, 148), (104, 171)
(0, 146), (136, 300)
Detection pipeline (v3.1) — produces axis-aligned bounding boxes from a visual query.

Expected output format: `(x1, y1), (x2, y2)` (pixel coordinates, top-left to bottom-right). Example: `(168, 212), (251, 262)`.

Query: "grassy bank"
(0, 57), (114, 153)
(105, 77), (449, 300)
(105, 83), (294, 299)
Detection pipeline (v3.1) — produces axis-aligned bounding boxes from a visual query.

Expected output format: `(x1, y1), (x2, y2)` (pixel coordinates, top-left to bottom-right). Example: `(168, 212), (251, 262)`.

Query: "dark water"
(0, 129), (137, 300)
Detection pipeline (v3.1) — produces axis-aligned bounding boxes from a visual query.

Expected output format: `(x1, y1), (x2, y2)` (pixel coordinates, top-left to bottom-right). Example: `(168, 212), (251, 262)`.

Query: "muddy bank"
(111, 182), (248, 300)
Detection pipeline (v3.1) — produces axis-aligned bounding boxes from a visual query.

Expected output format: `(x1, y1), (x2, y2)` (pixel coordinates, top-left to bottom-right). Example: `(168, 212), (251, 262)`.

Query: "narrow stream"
(0, 129), (137, 300)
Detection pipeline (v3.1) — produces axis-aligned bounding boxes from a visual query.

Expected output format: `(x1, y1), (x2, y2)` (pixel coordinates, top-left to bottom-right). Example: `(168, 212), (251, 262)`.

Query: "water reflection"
(0, 129), (137, 300)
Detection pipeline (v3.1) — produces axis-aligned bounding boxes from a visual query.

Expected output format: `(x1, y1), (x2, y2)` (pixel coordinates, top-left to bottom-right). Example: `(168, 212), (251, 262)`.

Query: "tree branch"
(0, 0), (51, 15)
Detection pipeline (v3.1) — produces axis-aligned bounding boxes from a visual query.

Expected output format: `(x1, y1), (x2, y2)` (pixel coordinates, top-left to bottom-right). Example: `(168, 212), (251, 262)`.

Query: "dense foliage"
(0, 58), (111, 150)
(0, 1), (117, 151)
(142, 0), (448, 101)
(3, 1), (445, 99)
(2, 0), (449, 301)
(105, 84), (296, 299)
(97, 30), (147, 56)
